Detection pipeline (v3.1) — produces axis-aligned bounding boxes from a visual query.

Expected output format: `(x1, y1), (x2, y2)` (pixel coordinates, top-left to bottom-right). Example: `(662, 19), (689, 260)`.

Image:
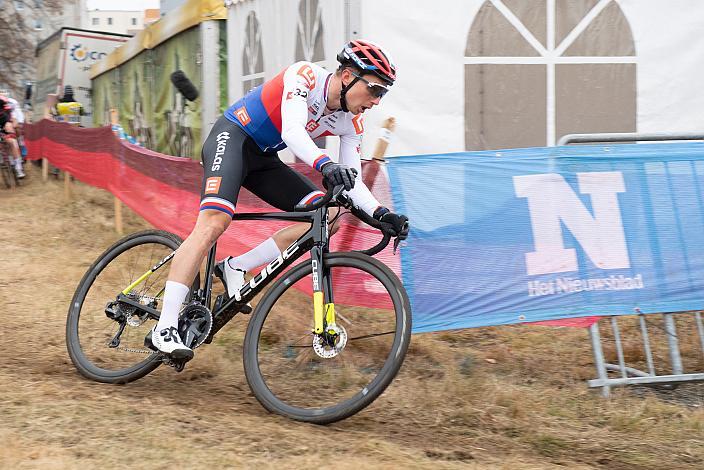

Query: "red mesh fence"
(24, 120), (399, 309)
(24, 120), (598, 327)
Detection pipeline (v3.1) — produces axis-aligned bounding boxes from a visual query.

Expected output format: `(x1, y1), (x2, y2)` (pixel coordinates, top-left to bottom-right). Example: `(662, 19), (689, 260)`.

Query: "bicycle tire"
(66, 229), (197, 384)
(1, 162), (14, 189)
(243, 251), (412, 424)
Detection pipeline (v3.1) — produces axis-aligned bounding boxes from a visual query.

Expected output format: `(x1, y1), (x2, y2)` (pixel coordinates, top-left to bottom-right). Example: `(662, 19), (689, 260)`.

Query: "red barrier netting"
(24, 120), (599, 327)
(24, 120), (400, 309)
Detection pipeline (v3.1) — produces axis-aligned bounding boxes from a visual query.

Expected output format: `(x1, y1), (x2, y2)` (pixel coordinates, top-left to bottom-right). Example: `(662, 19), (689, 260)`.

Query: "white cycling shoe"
(149, 326), (193, 360)
(216, 257), (248, 301)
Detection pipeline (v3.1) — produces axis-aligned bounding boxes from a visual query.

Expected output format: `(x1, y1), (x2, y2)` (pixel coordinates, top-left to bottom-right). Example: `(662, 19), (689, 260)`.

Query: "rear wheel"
(243, 252), (412, 424)
(1, 161), (14, 189)
(66, 230), (198, 384)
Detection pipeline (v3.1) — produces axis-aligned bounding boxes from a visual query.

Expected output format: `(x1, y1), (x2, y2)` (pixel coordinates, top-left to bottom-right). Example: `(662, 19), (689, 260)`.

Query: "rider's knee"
(194, 210), (231, 243)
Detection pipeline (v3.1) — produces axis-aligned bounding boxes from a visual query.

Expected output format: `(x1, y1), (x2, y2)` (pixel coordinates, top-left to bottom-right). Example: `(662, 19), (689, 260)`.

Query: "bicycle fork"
(311, 246), (336, 334)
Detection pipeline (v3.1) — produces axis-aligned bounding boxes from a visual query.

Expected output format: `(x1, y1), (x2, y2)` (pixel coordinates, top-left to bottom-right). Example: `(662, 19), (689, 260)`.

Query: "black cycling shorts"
(199, 116), (323, 217)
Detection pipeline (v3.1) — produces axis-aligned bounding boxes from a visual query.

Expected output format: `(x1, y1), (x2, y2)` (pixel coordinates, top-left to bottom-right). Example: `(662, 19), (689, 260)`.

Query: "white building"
(86, 9), (145, 35)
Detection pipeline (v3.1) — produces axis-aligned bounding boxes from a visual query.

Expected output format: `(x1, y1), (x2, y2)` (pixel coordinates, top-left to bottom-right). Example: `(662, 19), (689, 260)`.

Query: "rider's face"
(342, 69), (386, 115)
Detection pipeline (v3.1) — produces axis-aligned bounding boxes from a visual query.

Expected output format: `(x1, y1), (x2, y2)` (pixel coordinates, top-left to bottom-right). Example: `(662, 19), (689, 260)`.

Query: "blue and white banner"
(387, 143), (704, 333)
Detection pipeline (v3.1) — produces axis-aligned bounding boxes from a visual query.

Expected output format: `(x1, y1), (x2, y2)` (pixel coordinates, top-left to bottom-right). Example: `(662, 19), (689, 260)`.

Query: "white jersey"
(224, 61), (380, 215)
(3, 97), (24, 124)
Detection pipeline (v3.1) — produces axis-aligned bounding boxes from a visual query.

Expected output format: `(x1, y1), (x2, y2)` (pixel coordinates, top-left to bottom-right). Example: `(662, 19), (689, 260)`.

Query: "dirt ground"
(1, 165), (703, 469)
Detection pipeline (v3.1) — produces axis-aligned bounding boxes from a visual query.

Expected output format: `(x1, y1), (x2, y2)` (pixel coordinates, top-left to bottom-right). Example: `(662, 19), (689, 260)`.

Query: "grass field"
(1, 164), (702, 469)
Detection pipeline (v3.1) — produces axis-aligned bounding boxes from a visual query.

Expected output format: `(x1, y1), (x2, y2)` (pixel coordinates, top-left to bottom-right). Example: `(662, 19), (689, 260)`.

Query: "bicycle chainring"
(178, 302), (213, 349)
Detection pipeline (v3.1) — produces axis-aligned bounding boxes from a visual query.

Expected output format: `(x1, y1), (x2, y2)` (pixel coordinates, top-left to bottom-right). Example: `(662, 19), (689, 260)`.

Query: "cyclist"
(0, 89), (27, 162)
(0, 93), (24, 179)
(149, 40), (410, 360)
(56, 85), (84, 126)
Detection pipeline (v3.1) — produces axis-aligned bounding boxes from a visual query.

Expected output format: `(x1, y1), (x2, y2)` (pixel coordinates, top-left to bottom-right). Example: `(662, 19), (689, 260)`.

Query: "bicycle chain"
(113, 345), (156, 355)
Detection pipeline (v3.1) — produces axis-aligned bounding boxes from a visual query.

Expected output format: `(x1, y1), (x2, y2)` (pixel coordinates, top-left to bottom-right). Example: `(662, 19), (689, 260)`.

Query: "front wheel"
(243, 252), (412, 424)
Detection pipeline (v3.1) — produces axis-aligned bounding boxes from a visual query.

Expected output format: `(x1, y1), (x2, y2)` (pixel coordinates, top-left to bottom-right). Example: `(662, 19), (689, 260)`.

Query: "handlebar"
(292, 184), (398, 256)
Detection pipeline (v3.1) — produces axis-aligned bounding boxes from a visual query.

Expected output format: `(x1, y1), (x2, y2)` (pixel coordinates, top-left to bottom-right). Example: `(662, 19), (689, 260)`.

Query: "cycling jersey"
(0, 98), (11, 128)
(3, 96), (24, 124)
(223, 61), (380, 215)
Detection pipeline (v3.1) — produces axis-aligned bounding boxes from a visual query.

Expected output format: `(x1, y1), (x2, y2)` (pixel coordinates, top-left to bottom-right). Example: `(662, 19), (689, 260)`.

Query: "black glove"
(321, 162), (357, 191)
(373, 207), (410, 240)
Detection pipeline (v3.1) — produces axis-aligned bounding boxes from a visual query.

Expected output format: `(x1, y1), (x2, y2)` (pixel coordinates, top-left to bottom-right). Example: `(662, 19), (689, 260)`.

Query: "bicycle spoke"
(252, 262), (402, 411)
(70, 232), (187, 378)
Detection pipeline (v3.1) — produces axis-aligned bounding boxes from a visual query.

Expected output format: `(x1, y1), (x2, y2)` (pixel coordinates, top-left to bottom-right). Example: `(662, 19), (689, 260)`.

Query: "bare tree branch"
(0, 0), (69, 99)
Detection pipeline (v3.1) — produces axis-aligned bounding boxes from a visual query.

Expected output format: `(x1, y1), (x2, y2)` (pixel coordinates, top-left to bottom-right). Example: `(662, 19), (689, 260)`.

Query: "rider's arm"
(339, 132), (383, 216)
(280, 63), (331, 171)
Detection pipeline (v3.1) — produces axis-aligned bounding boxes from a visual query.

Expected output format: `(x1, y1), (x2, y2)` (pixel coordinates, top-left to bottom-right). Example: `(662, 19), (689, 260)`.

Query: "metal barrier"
(557, 131), (704, 146)
(559, 131), (704, 396)
(588, 313), (704, 396)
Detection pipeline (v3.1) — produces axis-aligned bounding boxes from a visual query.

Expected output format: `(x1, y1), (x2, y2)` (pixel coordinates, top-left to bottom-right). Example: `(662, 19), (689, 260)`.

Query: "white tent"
(225, 0), (704, 158)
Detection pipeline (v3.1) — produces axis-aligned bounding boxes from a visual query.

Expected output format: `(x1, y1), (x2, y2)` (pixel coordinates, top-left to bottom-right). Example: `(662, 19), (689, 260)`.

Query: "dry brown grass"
(0, 164), (702, 469)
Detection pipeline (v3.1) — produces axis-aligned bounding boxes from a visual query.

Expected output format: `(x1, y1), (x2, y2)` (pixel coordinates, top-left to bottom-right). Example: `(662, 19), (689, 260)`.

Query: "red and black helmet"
(337, 39), (396, 85)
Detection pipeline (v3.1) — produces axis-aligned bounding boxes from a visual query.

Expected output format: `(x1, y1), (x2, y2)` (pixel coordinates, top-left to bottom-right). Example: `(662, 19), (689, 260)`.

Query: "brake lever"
(393, 236), (401, 255)
(332, 184), (346, 200)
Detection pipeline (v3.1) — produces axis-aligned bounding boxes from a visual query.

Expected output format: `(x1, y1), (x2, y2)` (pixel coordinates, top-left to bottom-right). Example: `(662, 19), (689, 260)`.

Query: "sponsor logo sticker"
(297, 64), (316, 89)
(210, 131), (231, 171)
(235, 107), (251, 126)
(352, 114), (364, 134)
(205, 177), (222, 194)
(306, 119), (320, 132)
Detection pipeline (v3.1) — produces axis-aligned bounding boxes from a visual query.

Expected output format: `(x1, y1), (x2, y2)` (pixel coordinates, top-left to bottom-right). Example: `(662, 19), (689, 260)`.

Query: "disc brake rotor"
(312, 323), (348, 358)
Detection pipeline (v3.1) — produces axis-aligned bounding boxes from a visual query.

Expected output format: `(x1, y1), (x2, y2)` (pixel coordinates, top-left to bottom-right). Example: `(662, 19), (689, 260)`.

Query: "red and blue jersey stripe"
(224, 70), (287, 152)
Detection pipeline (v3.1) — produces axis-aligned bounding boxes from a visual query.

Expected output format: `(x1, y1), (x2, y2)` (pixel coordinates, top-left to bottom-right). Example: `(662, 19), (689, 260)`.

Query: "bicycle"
(0, 136), (20, 189)
(66, 185), (412, 424)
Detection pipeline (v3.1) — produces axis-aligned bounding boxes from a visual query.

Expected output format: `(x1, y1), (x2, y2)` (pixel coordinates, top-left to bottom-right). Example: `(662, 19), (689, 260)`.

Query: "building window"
(92, 17), (99, 26)
(34, 19), (42, 30)
(34, 0), (42, 7)
(242, 11), (265, 93)
(295, 0), (325, 64)
(131, 18), (137, 26)
(14, 0), (24, 10)
(107, 17), (113, 26)
(464, 0), (636, 150)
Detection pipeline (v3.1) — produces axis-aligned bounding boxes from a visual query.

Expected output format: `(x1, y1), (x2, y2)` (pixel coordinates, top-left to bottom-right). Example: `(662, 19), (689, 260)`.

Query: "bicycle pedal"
(163, 356), (189, 372)
(144, 332), (157, 352)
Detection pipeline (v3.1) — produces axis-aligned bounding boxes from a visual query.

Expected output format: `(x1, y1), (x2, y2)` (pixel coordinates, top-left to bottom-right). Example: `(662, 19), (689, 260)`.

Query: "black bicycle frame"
(115, 189), (393, 325)
(113, 206), (334, 324)
(202, 205), (334, 318)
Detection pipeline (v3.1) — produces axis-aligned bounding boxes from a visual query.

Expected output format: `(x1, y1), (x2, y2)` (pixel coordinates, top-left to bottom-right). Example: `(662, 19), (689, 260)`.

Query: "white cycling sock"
(156, 281), (190, 331)
(228, 237), (281, 272)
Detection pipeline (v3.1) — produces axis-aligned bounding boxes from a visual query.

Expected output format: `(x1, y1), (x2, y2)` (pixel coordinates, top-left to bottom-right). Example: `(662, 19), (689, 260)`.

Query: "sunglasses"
(350, 72), (390, 99)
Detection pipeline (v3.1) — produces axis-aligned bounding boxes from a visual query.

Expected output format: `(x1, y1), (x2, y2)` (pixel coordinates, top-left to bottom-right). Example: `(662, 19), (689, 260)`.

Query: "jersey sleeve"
(339, 130), (382, 216)
(280, 62), (331, 171)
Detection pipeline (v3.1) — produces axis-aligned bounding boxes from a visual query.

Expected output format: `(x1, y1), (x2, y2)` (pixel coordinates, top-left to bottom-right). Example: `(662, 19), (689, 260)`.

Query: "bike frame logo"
(239, 242), (301, 297)
(514, 171), (643, 296)
(70, 44), (108, 62)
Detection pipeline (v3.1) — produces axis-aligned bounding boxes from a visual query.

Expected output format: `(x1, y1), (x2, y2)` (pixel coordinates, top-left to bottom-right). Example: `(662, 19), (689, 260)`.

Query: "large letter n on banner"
(513, 172), (629, 275)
